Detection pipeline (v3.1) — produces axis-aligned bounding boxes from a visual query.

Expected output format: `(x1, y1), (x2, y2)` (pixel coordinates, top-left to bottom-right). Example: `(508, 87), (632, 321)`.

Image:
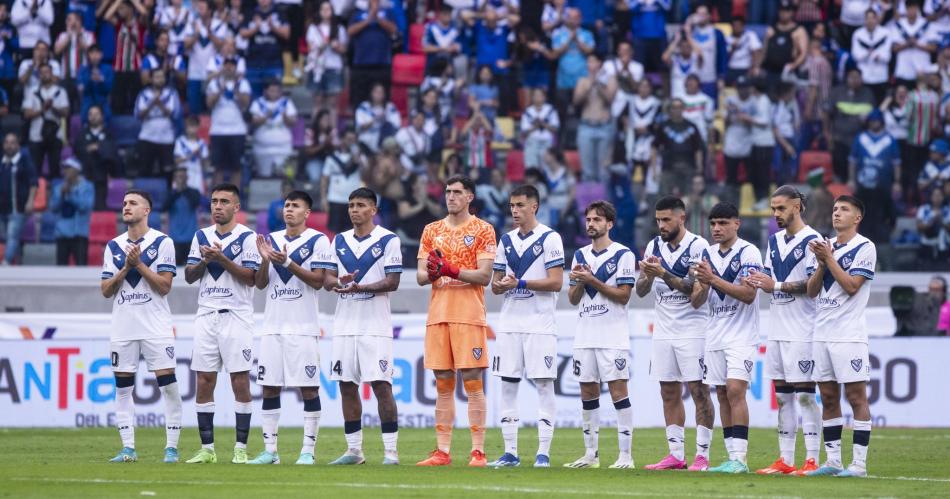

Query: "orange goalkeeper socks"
(464, 379), (486, 453)
(435, 377), (456, 453)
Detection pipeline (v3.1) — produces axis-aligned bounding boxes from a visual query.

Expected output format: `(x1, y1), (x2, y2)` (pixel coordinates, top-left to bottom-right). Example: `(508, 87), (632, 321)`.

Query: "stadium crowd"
(1, 0), (950, 270)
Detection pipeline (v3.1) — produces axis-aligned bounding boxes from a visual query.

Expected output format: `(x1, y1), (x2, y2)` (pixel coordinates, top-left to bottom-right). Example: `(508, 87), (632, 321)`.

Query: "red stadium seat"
(32, 177), (47, 212)
(409, 24), (426, 55)
(198, 114), (211, 143)
(799, 150), (833, 183)
(90, 211), (118, 244)
(392, 54), (426, 86)
(235, 211), (247, 226)
(506, 150), (525, 182)
(391, 86), (409, 117)
(306, 212), (334, 240)
(564, 150), (581, 173)
(87, 242), (105, 266)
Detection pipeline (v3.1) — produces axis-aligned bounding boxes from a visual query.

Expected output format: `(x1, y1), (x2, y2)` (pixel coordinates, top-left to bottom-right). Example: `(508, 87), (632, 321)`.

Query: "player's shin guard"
(775, 385), (797, 465)
(796, 387), (821, 462)
(381, 420), (398, 454)
(822, 417), (844, 466)
(464, 379), (486, 453)
(302, 396), (321, 455)
(344, 420), (363, 452)
(500, 377), (520, 456)
(261, 397), (280, 454)
(614, 398), (633, 455)
(115, 376), (136, 449)
(157, 374), (182, 450)
(196, 401), (215, 449)
(581, 398), (600, 457)
(435, 377), (456, 453)
(732, 425), (749, 464)
(666, 424), (685, 460)
(722, 426), (734, 460)
(234, 401), (252, 449)
(696, 425), (712, 459)
(852, 419), (871, 470)
(535, 379), (556, 457)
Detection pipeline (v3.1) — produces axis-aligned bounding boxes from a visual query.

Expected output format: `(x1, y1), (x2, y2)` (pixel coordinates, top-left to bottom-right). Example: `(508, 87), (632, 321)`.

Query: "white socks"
(798, 390), (821, 462)
(536, 379), (556, 457)
(614, 398), (633, 456)
(776, 389), (797, 465)
(823, 417), (844, 466)
(344, 420), (363, 453)
(500, 379), (520, 456)
(302, 397), (321, 455)
(157, 374), (182, 450)
(852, 419), (872, 470)
(581, 398), (600, 457)
(696, 425), (712, 459)
(666, 424), (685, 460)
(115, 384), (135, 449)
(261, 397), (281, 454)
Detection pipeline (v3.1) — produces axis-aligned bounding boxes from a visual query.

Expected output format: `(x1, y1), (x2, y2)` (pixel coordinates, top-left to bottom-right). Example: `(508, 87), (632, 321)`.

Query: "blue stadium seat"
(106, 178), (130, 210)
(111, 115), (142, 148)
(39, 211), (57, 243)
(132, 177), (169, 210)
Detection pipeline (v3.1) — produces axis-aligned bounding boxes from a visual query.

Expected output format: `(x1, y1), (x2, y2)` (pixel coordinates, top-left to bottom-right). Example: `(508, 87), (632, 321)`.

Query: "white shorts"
(191, 310), (254, 373)
(572, 348), (631, 383)
(491, 332), (558, 380)
(813, 341), (870, 384)
(703, 345), (757, 386)
(111, 338), (176, 372)
(256, 335), (321, 387)
(649, 338), (705, 382)
(330, 335), (393, 384)
(766, 340), (814, 383)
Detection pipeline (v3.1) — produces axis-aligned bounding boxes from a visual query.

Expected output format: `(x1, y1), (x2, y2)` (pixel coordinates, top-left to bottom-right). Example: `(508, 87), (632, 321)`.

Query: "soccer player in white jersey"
(692, 202), (762, 474)
(804, 196), (876, 478)
(247, 191), (333, 466)
(101, 190), (182, 463)
(488, 185), (565, 468)
(636, 196), (715, 472)
(183, 183), (261, 464)
(323, 188), (403, 466)
(744, 186), (822, 476)
(564, 201), (638, 470)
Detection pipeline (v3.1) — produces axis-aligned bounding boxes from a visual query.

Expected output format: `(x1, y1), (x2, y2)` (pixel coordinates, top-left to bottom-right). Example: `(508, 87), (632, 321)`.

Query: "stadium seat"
(89, 211), (118, 244)
(256, 210), (269, 234)
(19, 214), (37, 244)
(132, 178), (170, 211)
(391, 54), (426, 86)
(291, 117), (307, 148)
(21, 243), (56, 265)
(68, 114), (82, 145)
(505, 150), (525, 182)
(111, 115), (142, 148)
(87, 242), (105, 266)
(198, 114), (211, 143)
(798, 150), (833, 183)
(234, 211), (247, 226)
(247, 178), (284, 212)
(408, 23), (426, 55)
(306, 212), (333, 240)
(39, 212), (56, 243)
(147, 210), (163, 231)
(574, 182), (607, 216)
(32, 177), (47, 212)
(564, 150), (581, 173)
(106, 178), (131, 210)
(391, 85), (409, 117)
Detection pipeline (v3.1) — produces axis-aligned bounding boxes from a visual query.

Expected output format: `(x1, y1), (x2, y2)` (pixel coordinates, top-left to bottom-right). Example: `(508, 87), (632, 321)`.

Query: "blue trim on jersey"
(573, 248), (630, 298)
(196, 230), (253, 280)
(822, 241), (869, 291)
(849, 268), (874, 279)
(101, 271), (114, 279)
(702, 245), (746, 301)
(271, 233), (324, 284)
(384, 265), (403, 274)
(157, 264), (177, 274)
(108, 236), (167, 288)
(500, 231), (554, 279)
(651, 235), (696, 278)
(545, 258), (565, 269)
(334, 233), (397, 284)
(186, 257), (201, 265)
(768, 233), (818, 282)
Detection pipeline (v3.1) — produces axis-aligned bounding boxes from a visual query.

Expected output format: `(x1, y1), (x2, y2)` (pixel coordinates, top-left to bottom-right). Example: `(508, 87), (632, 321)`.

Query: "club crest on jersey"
(464, 235), (475, 247)
(147, 247), (158, 259)
(230, 243), (241, 255)
(730, 260), (741, 272)
(680, 254), (690, 267)
(744, 360), (754, 373)
(606, 262), (617, 274)
(841, 256), (853, 269)
(544, 356), (553, 369)
(794, 247), (804, 259)
(242, 349), (252, 361)
(472, 347), (483, 360)
(372, 245), (383, 258)
(798, 360), (814, 374)
(614, 358), (627, 370)
(165, 346), (175, 359)
(305, 365), (316, 378)
(851, 358), (863, 372)
(299, 247), (310, 259)
(379, 359), (389, 372)
(533, 244), (543, 256)
(699, 357), (707, 375)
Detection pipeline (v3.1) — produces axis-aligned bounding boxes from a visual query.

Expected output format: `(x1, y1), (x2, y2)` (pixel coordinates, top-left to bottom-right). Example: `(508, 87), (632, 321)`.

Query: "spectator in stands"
(468, 9), (515, 114)
(74, 105), (117, 210)
(347, 0), (397, 107)
(800, 34), (832, 151)
(838, 0), (873, 48)
(725, 16), (762, 85)
(173, 116), (209, 195)
(249, 79), (297, 178)
(680, 74), (714, 145)
(22, 62), (68, 178)
(626, 78), (660, 180)
(773, 82), (801, 186)
(540, 147), (575, 230)
(939, 278), (950, 335)
(824, 66), (875, 182)
(757, 1), (808, 96)
(77, 44), (113, 123)
(397, 171), (442, 259)
(468, 64), (499, 123)
(18, 41), (60, 94)
(418, 87), (447, 162)
(153, 0), (192, 57)
(686, 4), (726, 100)
(305, 0), (347, 124)
(903, 275), (949, 335)
(882, 85), (910, 156)
(918, 138), (950, 197)
(206, 56), (251, 187)
(917, 187), (948, 268)
(104, 0), (147, 115)
(134, 69), (179, 180)
(368, 136), (406, 206)
(628, 0), (669, 74)
(183, 0), (230, 116)
(205, 37), (245, 80)
(395, 109), (430, 174)
(747, 78), (775, 209)
(476, 167), (508, 235)
(49, 158), (93, 266)
(321, 127), (365, 233)
(355, 81), (400, 154)
(541, 0), (566, 33)
(303, 108), (337, 184)
(266, 179), (293, 233)
(850, 108), (900, 268)
(891, 0), (939, 89)
(601, 40), (642, 118)
(803, 166), (834, 236)
(240, 0), (289, 96)
(423, 5), (464, 76)
(141, 30), (185, 87)
(654, 98), (704, 197)
(684, 174), (718, 239)
(420, 58), (462, 127)
(520, 87), (558, 169)
(0, 132), (37, 265)
(0, 5), (18, 100)
(53, 12), (94, 108)
(662, 30), (702, 99)
(551, 8), (594, 114)
(11, 0), (53, 58)
(167, 167), (201, 265)
(459, 107), (494, 170)
(723, 75), (755, 202)
(905, 68), (942, 204)
(851, 9), (891, 105)
(573, 53), (615, 183)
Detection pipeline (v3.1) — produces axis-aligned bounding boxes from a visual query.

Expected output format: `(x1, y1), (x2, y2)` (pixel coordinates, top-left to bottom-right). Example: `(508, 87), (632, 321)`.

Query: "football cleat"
(835, 465), (867, 478)
(533, 454), (550, 468)
(563, 454), (600, 469)
(756, 457), (797, 475)
(109, 447), (137, 463)
(185, 448), (217, 464)
(707, 460), (749, 474)
(295, 453), (315, 465)
(328, 451), (366, 465)
(416, 449), (452, 466)
(382, 451), (400, 465)
(608, 454), (634, 469)
(644, 454), (687, 470)
(792, 458), (819, 476)
(246, 451), (280, 465)
(805, 462), (844, 476)
(469, 450), (488, 467)
(231, 447), (248, 464)
(163, 447), (179, 464)
(688, 455), (710, 471)
(489, 452), (521, 468)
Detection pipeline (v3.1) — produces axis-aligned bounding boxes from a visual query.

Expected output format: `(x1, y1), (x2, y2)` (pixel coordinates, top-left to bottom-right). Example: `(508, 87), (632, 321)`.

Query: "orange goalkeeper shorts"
(424, 323), (489, 370)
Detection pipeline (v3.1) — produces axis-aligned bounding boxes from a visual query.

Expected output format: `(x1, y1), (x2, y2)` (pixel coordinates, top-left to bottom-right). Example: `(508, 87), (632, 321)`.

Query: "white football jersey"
(807, 234), (876, 343)
(330, 226), (403, 337)
(570, 242), (638, 350)
(187, 224), (261, 319)
(260, 228), (334, 336)
(701, 238), (762, 350)
(762, 226), (821, 342)
(643, 231), (709, 340)
(101, 229), (177, 341)
(493, 224), (565, 335)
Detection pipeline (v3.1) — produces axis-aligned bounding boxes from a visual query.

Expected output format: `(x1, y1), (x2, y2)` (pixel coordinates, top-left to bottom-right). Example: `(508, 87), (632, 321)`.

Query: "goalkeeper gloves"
(426, 249), (460, 280)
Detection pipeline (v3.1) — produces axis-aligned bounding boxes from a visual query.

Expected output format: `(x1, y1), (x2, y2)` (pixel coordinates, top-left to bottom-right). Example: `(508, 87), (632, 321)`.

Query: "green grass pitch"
(1, 427), (948, 497)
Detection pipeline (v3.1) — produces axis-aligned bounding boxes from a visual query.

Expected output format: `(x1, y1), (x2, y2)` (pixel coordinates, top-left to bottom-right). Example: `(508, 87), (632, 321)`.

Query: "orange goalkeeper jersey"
(418, 216), (497, 326)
